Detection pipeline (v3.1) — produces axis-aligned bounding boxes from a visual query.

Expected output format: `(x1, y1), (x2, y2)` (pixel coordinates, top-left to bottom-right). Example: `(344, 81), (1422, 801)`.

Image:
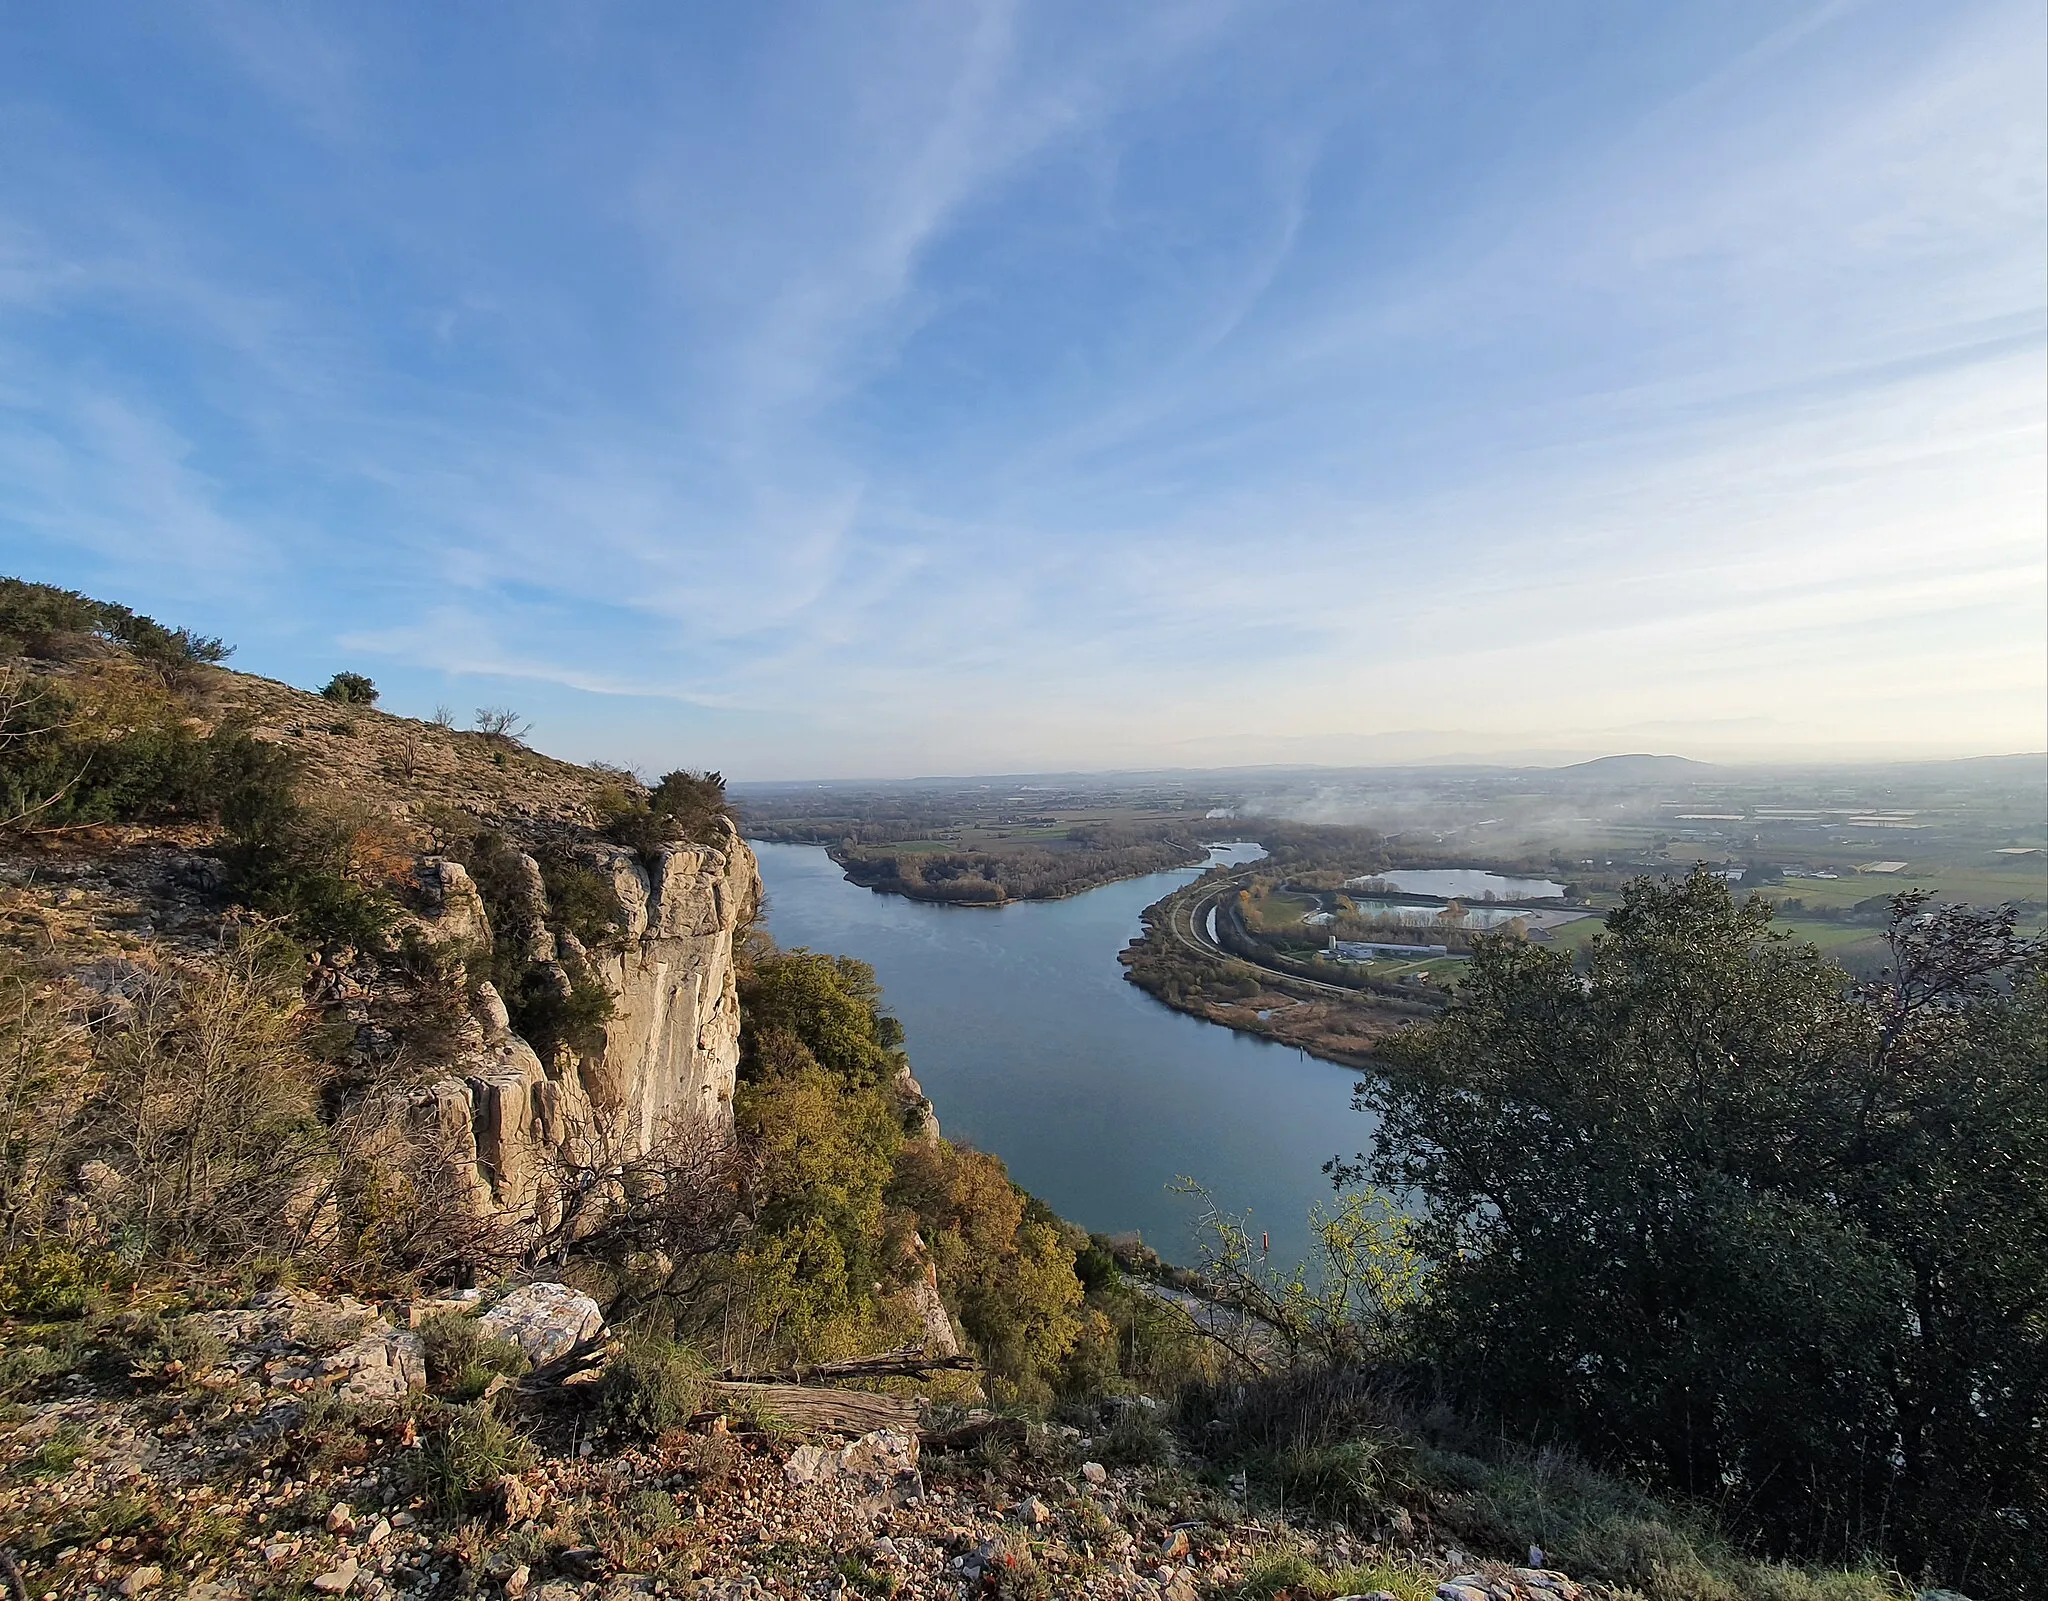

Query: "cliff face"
(416, 821), (760, 1231)
(585, 830), (756, 1154)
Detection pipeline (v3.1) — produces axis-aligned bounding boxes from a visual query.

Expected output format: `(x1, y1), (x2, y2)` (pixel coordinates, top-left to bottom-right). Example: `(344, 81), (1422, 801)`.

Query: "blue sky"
(2, 1), (2042, 777)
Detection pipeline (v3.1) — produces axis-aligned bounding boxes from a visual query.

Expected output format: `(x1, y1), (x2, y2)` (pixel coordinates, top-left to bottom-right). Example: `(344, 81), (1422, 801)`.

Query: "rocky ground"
(0, 1286), (1607, 1601)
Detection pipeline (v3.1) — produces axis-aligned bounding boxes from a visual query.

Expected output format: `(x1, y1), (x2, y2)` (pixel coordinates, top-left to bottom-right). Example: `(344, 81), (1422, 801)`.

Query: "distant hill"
(1550, 753), (1719, 782)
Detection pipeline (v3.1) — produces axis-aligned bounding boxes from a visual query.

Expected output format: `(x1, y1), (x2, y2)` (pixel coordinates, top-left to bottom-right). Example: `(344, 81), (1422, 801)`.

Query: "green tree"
(1361, 869), (2045, 1588)
(319, 671), (379, 705)
(738, 948), (902, 1088)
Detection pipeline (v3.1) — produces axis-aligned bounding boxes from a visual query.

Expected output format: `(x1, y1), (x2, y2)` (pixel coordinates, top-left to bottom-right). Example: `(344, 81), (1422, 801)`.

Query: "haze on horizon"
(1, 2), (2042, 781)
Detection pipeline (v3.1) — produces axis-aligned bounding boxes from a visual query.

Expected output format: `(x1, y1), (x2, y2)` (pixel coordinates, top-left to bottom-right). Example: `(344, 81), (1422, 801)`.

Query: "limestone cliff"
(413, 820), (760, 1230)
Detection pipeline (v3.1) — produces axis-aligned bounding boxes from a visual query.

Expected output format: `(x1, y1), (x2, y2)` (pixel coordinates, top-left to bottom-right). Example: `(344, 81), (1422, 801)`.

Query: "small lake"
(1351, 868), (1567, 900)
(751, 842), (1373, 1271)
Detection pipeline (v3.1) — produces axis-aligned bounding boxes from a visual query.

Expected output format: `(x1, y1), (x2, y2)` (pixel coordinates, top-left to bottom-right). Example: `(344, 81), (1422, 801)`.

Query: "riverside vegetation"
(0, 579), (2038, 1600)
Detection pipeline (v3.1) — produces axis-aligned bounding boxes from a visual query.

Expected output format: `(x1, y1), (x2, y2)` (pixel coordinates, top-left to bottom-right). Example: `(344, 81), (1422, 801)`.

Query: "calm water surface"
(751, 842), (1373, 1269)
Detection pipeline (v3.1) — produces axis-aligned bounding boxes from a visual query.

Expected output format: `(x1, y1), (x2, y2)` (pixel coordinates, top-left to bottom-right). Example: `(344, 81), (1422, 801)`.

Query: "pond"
(750, 842), (1373, 1270)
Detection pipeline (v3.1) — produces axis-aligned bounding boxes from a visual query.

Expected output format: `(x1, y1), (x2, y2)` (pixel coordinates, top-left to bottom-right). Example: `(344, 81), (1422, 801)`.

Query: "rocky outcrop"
(579, 824), (756, 1153)
(411, 820), (759, 1230)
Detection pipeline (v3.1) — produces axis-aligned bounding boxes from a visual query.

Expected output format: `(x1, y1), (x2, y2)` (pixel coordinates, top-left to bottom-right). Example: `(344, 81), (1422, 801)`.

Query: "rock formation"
(411, 820), (760, 1231)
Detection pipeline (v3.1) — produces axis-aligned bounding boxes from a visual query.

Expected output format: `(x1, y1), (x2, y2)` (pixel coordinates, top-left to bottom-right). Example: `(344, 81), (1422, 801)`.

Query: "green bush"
(0, 1343), (66, 1399)
(0, 577), (230, 668)
(418, 1310), (530, 1398)
(413, 1402), (537, 1513)
(215, 733), (397, 947)
(318, 672), (378, 706)
(595, 768), (730, 859)
(1098, 1402), (1172, 1466)
(1368, 871), (2047, 1586)
(595, 1334), (706, 1440)
(0, 1242), (108, 1317)
(153, 1315), (227, 1383)
(538, 855), (627, 951)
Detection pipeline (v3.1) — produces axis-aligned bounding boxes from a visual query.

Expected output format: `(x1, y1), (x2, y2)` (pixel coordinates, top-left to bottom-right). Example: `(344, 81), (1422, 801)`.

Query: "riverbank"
(1120, 867), (1437, 1069)
(827, 833), (1211, 905)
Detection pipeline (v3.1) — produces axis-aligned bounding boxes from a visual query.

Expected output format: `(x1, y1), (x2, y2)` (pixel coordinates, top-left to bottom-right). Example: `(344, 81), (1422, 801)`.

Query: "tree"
(738, 948), (902, 1089)
(1359, 868), (2045, 1588)
(319, 672), (379, 706)
(473, 706), (529, 742)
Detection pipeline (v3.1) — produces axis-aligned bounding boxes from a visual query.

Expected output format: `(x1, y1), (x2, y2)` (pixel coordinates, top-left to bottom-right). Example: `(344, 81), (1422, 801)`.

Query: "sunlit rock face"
(581, 824), (757, 1153)
(413, 821), (759, 1226)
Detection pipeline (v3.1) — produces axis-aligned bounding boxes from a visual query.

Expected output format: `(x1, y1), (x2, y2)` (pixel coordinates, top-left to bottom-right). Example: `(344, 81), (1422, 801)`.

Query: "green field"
(1248, 889), (1322, 928)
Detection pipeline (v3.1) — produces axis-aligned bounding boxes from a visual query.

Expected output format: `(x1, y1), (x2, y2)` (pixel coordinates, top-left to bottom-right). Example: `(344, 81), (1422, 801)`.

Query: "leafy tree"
(319, 672), (379, 706)
(738, 948), (902, 1088)
(0, 576), (230, 669)
(727, 1063), (906, 1362)
(889, 1140), (1085, 1406)
(1360, 868), (2046, 1588)
(595, 768), (731, 857)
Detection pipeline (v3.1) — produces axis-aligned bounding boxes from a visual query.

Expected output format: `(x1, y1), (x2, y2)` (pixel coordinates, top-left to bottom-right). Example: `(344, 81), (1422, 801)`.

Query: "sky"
(1, 1), (2042, 779)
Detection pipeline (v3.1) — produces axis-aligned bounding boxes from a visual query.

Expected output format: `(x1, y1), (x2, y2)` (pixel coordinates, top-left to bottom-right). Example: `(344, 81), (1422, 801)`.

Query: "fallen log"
(718, 1346), (978, 1385)
(514, 1335), (611, 1394)
(711, 1381), (921, 1437)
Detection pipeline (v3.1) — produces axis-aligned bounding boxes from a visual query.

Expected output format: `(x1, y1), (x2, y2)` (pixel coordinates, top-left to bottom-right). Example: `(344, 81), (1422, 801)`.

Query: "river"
(749, 842), (1374, 1271)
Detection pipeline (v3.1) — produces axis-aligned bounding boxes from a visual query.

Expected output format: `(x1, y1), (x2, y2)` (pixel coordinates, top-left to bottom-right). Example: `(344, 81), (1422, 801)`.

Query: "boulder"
(478, 1282), (604, 1367)
(323, 1325), (426, 1402)
(782, 1427), (922, 1512)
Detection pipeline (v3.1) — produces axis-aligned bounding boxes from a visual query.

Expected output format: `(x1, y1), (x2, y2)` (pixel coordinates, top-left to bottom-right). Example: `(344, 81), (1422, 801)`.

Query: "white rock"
(324, 1326), (426, 1402)
(477, 1282), (604, 1367)
(780, 1427), (922, 1512)
(311, 1558), (360, 1594)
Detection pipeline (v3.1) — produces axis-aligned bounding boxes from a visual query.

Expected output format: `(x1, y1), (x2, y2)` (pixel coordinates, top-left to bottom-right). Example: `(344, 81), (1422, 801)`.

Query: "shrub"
(1231, 1548), (1436, 1601)
(473, 706), (529, 742)
(413, 1402), (537, 1513)
(595, 768), (731, 858)
(153, 1315), (228, 1383)
(1098, 1402), (1173, 1467)
(216, 743), (399, 948)
(0, 667), (225, 832)
(0, 1343), (65, 1399)
(0, 577), (230, 669)
(318, 672), (378, 706)
(418, 1310), (529, 1398)
(538, 855), (627, 951)
(595, 1333), (706, 1440)
(0, 1242), (105, 1317)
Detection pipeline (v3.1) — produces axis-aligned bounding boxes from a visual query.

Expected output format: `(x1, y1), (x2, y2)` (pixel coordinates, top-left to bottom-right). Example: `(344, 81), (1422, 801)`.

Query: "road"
(1158, 870), (1365, 1001)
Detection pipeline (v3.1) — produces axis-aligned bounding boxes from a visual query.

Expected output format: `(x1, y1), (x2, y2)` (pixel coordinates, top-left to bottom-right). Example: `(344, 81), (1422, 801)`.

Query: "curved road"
(1160, 870), (1364, 1000)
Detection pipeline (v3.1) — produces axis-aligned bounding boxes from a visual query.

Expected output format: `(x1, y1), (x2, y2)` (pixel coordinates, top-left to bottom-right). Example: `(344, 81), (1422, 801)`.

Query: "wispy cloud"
(0, 0), (2038, 776)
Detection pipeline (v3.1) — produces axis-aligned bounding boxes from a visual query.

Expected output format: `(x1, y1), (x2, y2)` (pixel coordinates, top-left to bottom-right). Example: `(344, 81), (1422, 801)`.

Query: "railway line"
(1156, 870), (1367, 1001)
